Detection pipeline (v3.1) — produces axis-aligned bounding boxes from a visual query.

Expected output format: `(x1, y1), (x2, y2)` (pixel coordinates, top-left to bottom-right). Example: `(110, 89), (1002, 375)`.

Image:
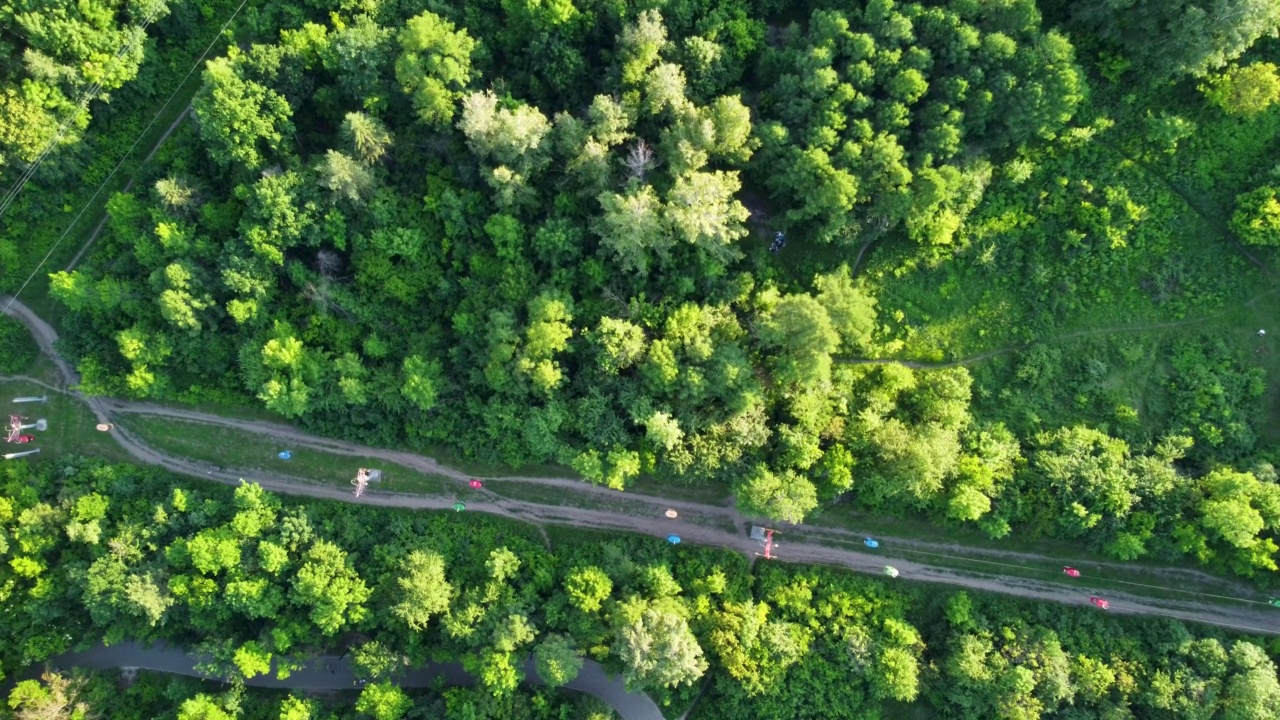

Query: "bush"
(0, 315), (37, 373)
(1230, 185), (1280, 246)
(1201, 62), (1280, 116)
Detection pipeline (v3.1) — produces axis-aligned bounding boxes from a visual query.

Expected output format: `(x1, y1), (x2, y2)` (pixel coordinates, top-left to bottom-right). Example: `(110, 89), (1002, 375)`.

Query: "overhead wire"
(2, 0), (251, 315)
(0, 9), (163, 221)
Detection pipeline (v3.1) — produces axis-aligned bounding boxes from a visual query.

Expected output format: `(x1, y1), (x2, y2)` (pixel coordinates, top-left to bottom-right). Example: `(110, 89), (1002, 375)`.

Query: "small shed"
(749, 526), (768, 543)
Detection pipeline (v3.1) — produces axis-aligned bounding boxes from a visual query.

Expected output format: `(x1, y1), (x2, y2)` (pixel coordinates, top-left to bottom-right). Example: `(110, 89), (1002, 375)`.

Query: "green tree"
(1029, 426), (1138, 537)
(192, 54), (294, 170)
(734, 464), (819, 524)
(663, 170), (749, 262)
(617, 608), (708, 689)
(708, 600), (810, 697)
(395, 12), (476, 125)
(279, 697), (317, 720)
(645, 410), (684, 452)
(353, 641), (401, 680)
(1222, 641), (1280, 720)
(565, 566), (613, 613)
(518, 292), (574, 396)
(232, 641), (273, 679)
(594, 185), (670, 274)
(401, 355), (442, 412)
(1231, 186), (1280, 247)
(618, 10), (667, 87)
(1203, 62), (1280, 115)
(814, 266), (877, 352)
(290, 539), (372, 635)
(392, 550), (453, 631)
(341, 112), (394, 165)
(316, 150), (374, 204)
(176, 695), (234, 720)
(0, 0), (167, 171)
(1068, 0), (1280, 78)
(355, 681), (411, 720)
(758, 293), (840, 386)
(590, 317), (647, 373)
(534, 634), (584, 686)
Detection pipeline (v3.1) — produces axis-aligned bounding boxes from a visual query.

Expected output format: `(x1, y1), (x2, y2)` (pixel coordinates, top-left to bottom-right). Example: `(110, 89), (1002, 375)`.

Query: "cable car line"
(2, 0), (250, 315)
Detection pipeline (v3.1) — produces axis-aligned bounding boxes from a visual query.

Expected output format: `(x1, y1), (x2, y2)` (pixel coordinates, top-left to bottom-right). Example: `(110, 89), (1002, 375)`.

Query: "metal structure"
(750, 526), (777, 559)
(6, 415), (22, 443)
(3, 448), (40, 460)
(11, 396), (46, 404)
(352, 468), (381, 498)
(1268, 597), (1280, 608)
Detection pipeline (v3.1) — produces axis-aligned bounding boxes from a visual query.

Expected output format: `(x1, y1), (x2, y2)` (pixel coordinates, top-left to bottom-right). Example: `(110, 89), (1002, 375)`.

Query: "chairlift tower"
(352, 468), (382, 497)
(750, 526), (779, 559)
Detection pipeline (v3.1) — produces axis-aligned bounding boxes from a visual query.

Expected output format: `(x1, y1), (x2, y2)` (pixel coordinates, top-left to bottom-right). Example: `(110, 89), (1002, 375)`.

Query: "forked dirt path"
(2, 296), (1277, 636)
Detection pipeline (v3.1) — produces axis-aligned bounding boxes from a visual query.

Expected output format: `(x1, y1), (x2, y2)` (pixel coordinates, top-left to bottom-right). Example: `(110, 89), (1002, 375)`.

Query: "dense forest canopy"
(1, 460), (1277, 719)
(28, 0), (1280, 582)
(0, 0), (1279, 716)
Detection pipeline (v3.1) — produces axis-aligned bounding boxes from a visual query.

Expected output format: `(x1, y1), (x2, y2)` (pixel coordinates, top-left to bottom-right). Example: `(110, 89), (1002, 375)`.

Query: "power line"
(0, 11), (163, 221)
(2, 0), (250, 315)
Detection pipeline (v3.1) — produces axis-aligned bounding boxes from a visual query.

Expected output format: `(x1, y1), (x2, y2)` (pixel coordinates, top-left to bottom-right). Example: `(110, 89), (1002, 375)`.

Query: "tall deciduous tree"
(534, 634), (584, 686)
(395, 12), (476, 125)
(758, 293), (840, 386)
(1202, 62), (1280, 115)
(193, 54), (294, 170)
(392, 550), (453, 631)
(617, 608), (708, 689)
(290, 539), (372, 635)
(734, 464), (819, 524)
(594, 185), (670, 274)
(1068, 0), (1280, 78)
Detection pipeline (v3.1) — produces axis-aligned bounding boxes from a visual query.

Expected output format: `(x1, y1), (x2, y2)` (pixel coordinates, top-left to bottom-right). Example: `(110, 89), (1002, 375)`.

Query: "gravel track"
(2, 295), (1277, 636)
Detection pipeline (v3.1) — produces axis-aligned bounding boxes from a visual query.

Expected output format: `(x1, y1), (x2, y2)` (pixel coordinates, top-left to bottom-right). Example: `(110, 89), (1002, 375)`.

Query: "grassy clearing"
(627, 474), (735, 505)
(0, 379), (127, 462)
(117, 414), (460, 496)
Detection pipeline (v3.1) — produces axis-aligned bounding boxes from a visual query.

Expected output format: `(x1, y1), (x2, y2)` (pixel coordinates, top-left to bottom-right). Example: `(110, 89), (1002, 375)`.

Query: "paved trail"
(50, 643), (662, 720)
(2, 296), (1277, 636)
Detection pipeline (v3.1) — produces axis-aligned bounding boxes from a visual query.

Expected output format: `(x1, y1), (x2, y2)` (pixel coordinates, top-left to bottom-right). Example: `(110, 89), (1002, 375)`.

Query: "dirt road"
(2, 295), (1277, 636)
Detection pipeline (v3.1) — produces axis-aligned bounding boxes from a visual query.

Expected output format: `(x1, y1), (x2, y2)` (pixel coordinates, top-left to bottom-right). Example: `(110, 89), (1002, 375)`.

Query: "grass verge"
(0, 379), (127, 462)
(116, 414), (458, 496)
